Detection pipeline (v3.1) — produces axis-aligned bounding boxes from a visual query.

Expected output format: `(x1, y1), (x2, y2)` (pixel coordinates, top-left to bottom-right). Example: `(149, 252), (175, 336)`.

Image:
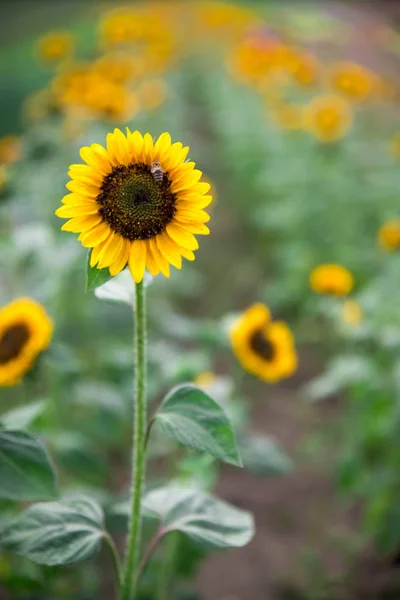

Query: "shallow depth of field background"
(2, 1), (400, 599)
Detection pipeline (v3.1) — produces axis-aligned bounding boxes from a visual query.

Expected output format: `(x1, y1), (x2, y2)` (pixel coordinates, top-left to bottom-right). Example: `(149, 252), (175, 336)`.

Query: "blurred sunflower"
(287, 51), (319, 87)
(56, 129), (212, 283)
(0, 135), (22, 165)
(230, 304), (297, 383)
(342, 300), (363, 326)
(330, 61), (378, 103)
(310, 264), (353, 296)
(378, 219), (400, 252)
(303, 94), (352, 142)
(0, 298), (53, 387)
(37, 31), (74, 64)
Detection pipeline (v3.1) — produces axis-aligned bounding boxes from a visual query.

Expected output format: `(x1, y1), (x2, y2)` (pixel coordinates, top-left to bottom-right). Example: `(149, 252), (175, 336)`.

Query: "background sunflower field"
(2, 1), (400, 599)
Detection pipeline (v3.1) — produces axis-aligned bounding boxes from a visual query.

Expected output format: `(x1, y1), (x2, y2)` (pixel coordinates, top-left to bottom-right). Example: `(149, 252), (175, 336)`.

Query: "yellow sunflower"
(37, 31), (74, 64)
(0, 298), (53, 387)
(230, 304), (297, 383)
(330, 61), (378, 103)
(378, 219), (400, 252)
(310, 264), (353, 296)
(303, 94), (352, 143)
(55, 129), (212, 282)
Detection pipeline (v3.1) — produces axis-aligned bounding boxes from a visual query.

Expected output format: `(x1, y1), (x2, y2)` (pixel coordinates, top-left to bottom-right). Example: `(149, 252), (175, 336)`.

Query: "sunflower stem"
(120, 279), (147, 600)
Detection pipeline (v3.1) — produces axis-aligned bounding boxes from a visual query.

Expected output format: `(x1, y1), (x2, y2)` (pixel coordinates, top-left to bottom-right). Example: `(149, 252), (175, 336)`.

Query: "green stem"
(104, 533), (122, 590)
(155, 532), (180, 600)
(119, 280), (147, 600)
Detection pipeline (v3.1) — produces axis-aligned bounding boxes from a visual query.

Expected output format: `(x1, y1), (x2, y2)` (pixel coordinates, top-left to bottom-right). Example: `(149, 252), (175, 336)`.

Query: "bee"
(151, 161), (164, 183)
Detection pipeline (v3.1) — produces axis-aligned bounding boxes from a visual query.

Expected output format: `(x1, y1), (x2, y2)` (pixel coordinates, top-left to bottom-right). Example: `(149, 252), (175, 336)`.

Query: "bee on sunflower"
(309, 264), (353, 296)
(230, 304), (297, 383)
(55, 129), (211, 283)
(0, 298), (53, 387)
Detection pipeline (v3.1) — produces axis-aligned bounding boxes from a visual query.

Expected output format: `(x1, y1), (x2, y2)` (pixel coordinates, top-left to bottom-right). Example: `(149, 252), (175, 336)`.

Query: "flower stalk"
(120, 279), (147, 600)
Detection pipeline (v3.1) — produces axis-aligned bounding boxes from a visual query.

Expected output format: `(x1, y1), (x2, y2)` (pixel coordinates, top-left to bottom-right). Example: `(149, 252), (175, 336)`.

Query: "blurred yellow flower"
(310, 264), (354, 296)
(304, 94), (352, 142)
(330, 61), (378, 103)
(56, 129), (212, 283)
(99, 9), (143, 47)
(137, 78), (167, 111)
(0, 298), (53, 387)
(270, 103), (304, 131)
(0, 135), (22, 165)
(342, 300), (363, 326)
(194, 371), (217, 387)
(37, 31), (74, 64)
(288, 51), (319, 87)
(378, 219), (400, 251)
(230, 304), (297, 383)
(93, 53), (143, 84)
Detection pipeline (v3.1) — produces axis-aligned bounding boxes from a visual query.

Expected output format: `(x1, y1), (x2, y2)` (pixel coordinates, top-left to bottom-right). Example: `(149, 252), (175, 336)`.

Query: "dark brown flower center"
(96, 163), (177, 240)
(0, 323), (30, 364)
(250, 329), (275, 361)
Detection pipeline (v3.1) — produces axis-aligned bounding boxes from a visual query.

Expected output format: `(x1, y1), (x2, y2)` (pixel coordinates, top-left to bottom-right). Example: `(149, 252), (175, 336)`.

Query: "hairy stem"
(119, 280), (147, 600)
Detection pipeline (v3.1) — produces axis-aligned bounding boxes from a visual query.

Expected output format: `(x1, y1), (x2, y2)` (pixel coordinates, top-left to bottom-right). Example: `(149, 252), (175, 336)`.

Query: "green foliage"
(86, 250), (113, 291)
(154, 384), (242, 467)
(0, 497), (105, 565)
(143, 485), (254, 549)
(0, 430), (57, 501)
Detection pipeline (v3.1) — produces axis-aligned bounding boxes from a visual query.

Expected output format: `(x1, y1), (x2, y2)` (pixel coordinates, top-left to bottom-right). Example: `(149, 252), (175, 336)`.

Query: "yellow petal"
(61, 215), (101, 233)
(61, 193), (96, 206)
(166, 224), (199, 250)
(177, 222), (210, 235)
(128, 239), (147, 283)
(80, 144), (112, 176)
(127, 130), (144, 162)
(179, 182), (211, 198)
(68, 164), (103, 185)
(145, 240), (160, 276)
(178, 194), (212, 209)
(179, 246), (196, 261)
(112, 128), (130, 165)
(149, 237), (170, 277)
(141, 133), (154, 165)
(171, 169), (202, 194)
(56, 204), (99, 218)
(66, 180), (99, 198)
(98, 233), (124, 268)
(90, 233), (113, 266)
(153, 132), (172, 162)
(156, 232), (182, 269)
(175, 208), (210, 223)
(80, 222), (111, 247)
(164, 143), (189, 171)
(109, 239), (130, 276)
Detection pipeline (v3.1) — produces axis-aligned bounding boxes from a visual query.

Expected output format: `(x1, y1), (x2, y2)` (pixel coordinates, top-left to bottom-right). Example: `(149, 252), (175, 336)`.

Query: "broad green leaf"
(241, 434), (293, 476)
(0, 497), (105, 565)
(0, 401), (47, 431)
(143, 485), (254, 549)
(0, 431), (57, 501)
(86, 250), (113, 291)
(154, 384), (242, 467)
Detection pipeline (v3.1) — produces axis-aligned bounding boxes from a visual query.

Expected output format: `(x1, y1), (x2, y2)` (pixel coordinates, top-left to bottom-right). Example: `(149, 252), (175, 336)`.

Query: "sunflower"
(310, 264), (353, 296)
(230, 304), (297, 383)
(303, 94), (352, 143)
(378, 219), (400, 252)
(55, 129), (211, 282)
(0, 298), (53, 387)
(0, 135), (22, 165)
(37, 31), (74, 64)
(341, 300), (363, 326)
(330, 61), (378, 103)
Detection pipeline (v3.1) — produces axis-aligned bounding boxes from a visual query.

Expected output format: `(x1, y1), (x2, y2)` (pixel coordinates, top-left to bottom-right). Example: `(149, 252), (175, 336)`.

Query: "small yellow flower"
(310, 264), (354, 296)
(270, 103), (304, 131)
(0, 135), (22, 165)
(56, 129), (212, 283)
(288, 51), (319, 87)
(230, 304), (297, 383)
(330, 61), (378, 103)
(137, 79), (167, 111)
(0, 298), (53, 387)
(303, 94), (352, 143)
(37, 31), (74, 64)
(342, 300), (363, 326)
(378, 219), (400, 252)
(194, 371), (216, 387)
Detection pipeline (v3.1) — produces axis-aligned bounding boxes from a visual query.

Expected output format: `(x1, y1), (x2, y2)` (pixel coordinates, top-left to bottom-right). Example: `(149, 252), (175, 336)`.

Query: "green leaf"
(241, 434), (293, 477)
(143, 485), (254, 549)
(154, 384), (242, 467)
(0, 431), (57, 501)
(86, 250), (113, 291)
(0, 497), (105, 565)
(0, 401), (47, 430)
